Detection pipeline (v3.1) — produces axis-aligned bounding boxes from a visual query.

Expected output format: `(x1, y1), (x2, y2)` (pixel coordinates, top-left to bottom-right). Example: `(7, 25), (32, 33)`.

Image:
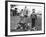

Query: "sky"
(11, 5), (43, 15)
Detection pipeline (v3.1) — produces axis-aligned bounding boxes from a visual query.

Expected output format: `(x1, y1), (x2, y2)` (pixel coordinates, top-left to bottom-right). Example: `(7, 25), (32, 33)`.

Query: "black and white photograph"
(6, 1), (45, 36)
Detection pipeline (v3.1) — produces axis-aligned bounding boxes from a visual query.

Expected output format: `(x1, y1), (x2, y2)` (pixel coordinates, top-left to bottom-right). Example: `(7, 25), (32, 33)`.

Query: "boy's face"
(32, 9), (35, 13)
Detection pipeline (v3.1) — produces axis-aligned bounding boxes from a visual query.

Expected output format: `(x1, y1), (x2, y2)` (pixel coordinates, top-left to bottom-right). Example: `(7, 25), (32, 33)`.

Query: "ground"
(10, 15), (42, 32)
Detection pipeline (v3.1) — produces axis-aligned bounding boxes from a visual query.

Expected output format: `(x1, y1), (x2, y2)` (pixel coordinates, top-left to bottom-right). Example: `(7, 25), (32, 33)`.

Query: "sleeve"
(35, 15), (37, 20)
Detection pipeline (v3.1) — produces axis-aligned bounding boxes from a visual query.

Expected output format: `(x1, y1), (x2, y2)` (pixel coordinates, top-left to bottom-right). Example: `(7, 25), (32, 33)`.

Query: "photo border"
(5, 1), (45, 36)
